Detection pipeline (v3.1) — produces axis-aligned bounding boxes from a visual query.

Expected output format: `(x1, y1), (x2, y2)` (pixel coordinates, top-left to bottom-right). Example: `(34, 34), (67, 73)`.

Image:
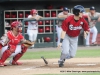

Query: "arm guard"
(0, 34), (9, 46)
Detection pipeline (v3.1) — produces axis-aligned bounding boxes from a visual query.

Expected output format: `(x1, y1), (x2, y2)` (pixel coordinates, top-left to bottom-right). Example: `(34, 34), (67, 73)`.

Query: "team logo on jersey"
(80, 22), (83, 25)
(69, 24), (82, 30)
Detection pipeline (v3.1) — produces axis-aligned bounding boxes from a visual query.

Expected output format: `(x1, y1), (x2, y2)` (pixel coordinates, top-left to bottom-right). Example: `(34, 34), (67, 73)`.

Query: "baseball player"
(56, 7), (72, 46)
(57, 5), (89, 67)
(0, 21), (34, 66)
(85, 6), (100, 46)
(27, 9), (42, 48)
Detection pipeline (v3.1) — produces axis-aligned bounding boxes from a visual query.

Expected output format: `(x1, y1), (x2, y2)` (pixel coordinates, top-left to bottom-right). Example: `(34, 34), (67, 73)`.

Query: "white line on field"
(76, 63), (96, 66)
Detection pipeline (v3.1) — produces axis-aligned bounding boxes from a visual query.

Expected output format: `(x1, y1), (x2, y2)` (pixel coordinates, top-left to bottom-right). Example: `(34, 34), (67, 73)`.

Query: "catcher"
(0, 21), (34, 67)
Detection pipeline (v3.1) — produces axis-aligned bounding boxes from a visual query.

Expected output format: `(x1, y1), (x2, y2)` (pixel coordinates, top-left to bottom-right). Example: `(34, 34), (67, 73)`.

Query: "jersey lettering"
(69, 24), (82, 30)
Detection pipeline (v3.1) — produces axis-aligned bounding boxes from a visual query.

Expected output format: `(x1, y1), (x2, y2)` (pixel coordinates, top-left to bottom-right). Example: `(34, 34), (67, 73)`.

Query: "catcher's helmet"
(73, 5), (85, 16)
(11, 21), (20, 28)
(30, 9), (37, 15)
(90, 6), (95, 10)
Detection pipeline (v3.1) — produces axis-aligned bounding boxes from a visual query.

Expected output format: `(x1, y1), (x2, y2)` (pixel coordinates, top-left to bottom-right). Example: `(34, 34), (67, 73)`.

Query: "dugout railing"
(22, 18), (64, 47)
(22, 17), (99, 47)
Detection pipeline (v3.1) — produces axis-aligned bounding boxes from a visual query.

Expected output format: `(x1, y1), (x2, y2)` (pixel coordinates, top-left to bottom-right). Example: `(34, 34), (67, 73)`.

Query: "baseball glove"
(23, 40), (34, 47)
(23, 43), (32, 47)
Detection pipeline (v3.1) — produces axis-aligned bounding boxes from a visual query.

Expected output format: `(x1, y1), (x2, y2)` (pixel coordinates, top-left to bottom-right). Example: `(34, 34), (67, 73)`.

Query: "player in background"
(56, 7), (72, 46)
(57, 5), (89, 67)
(0, 21), (34, 66)
(85, 6), (100, 46)
(27, 9), (42, 48)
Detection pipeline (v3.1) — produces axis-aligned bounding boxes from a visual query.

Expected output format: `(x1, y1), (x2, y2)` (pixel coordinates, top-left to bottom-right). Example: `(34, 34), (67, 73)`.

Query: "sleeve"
(58, 12), (63, 16)
(0, 33), (9, 46)
(61, 19), (68, 31)
(96, 12), (100, 16)
(28, 15), (32, 18)
(37, 15), (42, 19)
(37, 15), (39, 17)
(82, 18), (90, 31)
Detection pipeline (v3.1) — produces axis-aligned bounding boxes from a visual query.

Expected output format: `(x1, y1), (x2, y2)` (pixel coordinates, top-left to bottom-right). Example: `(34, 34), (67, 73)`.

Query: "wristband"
(60, 38), (63, 43)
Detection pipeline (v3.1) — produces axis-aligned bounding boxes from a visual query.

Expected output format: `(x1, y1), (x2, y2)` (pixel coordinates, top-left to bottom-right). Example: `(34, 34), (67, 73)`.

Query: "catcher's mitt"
(23, 43), (32, 47)
(23, 40), (34, 47)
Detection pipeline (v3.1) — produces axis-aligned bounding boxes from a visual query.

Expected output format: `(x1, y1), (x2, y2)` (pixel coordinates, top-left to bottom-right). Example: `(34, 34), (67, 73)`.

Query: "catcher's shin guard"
(11, 53), (23, 65)
(0, 44), (16, 62)
(0, 45), (16, 66)
(0, 50), (11, 64)
(11, 45), (27, 65)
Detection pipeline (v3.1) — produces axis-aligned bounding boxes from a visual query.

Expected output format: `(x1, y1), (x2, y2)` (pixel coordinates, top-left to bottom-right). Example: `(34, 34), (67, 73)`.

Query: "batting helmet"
(90, 6), (96, 10)
(30, 9), (37, 15)
(11, 21), (20, 28)
(73, 5), (85, 16)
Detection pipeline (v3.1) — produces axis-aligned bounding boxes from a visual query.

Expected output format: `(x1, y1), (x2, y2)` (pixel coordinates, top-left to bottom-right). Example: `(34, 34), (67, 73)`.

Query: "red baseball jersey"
(7, 31), (24, 45)
(62, 15), (89, 37)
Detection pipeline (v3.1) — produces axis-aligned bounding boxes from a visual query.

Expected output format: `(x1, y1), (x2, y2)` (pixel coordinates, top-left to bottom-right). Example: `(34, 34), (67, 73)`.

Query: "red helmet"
(30, 9), (37, 15)
(11, 21), (20, 28)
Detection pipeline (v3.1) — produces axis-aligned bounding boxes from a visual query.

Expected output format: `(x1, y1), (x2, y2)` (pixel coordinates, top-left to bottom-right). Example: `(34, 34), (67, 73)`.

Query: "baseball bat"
(41, 56), (48, 64)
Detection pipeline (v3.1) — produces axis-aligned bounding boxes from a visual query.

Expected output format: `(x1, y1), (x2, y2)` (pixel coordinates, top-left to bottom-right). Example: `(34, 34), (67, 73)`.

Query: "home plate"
(76, 63), (96, 66)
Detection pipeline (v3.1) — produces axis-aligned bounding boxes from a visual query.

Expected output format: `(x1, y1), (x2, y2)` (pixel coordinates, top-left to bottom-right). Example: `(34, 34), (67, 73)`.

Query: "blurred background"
(0, 0), (100, 47)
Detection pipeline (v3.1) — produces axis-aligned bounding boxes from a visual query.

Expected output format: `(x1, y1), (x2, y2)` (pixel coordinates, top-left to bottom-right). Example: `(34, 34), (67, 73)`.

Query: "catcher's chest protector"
(7, 31), (23, 45)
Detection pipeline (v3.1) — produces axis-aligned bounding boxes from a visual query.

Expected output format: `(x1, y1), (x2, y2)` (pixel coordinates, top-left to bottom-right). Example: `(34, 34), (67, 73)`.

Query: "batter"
(57, 5), (89, 67)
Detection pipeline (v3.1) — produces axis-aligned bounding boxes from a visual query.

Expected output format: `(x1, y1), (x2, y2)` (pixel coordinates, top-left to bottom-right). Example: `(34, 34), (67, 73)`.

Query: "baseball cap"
(63, 7), (69, 11)
(90, 6), (95, 10)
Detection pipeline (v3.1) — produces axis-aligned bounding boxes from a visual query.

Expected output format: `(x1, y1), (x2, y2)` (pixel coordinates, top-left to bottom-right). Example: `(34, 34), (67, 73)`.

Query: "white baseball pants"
(27, 29), (38, 47)
(56, 25), (62, 46)
(86, 26), (98, 45)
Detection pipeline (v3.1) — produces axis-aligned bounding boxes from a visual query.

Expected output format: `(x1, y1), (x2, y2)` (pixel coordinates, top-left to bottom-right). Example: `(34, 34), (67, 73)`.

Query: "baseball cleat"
(59, 63), (64, 67)
(59, 64), (64, 67)
(90, 42), (98, 46)
(58, 60), (64, 67)
(12, 61), (22, 65)
(0, 62), (5, 67)
(9, 60), (22, 65)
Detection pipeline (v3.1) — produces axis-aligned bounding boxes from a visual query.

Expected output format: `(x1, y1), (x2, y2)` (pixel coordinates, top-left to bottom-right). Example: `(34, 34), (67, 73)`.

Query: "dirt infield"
(0, 58), (100, 75)
(0, 46), (100, 75)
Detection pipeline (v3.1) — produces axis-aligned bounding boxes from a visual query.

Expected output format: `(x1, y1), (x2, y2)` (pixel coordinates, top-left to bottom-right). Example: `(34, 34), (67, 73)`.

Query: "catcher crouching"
(0, 21), (34, 67)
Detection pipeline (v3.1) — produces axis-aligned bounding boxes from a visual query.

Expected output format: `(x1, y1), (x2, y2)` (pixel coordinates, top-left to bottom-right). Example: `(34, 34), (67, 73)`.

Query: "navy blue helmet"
(73, 5), (85, 16)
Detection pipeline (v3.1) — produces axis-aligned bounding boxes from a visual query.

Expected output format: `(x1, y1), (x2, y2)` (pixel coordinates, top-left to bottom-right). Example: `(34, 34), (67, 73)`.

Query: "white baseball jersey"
(57, 12), (72, 26)
(27, 15), (39, 30)
(86, 12), (100, 28)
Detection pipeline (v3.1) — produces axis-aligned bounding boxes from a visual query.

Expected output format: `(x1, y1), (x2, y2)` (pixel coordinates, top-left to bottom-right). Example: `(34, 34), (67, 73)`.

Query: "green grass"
(76, 49), (100, 57)
(21, 49), (100, 59)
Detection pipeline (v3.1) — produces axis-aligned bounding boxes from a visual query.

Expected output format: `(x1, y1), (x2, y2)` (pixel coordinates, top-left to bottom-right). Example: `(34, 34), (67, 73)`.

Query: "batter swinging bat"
(41, 56), (48, 65)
